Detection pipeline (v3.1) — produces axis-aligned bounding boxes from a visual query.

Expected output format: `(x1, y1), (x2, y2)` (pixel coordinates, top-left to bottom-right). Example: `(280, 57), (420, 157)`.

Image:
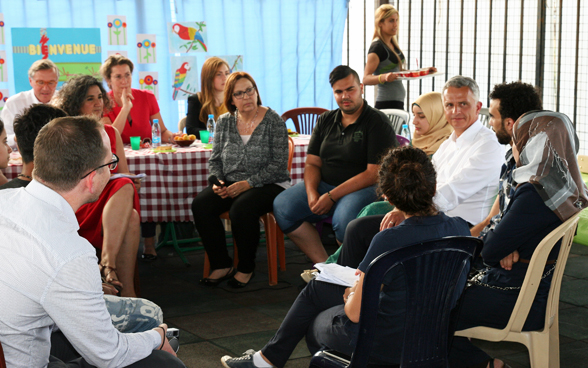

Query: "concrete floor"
(138, 231), (588, 368)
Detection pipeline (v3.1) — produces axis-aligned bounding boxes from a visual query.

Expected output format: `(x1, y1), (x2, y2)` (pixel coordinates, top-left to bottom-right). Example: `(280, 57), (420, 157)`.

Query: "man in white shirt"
(381, 76), (503, 229)
(1, 59), (59, 150)
(0, 117), (184, 367)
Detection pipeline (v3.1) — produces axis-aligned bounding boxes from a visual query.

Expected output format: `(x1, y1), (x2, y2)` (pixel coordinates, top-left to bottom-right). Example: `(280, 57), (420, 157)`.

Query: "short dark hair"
(378, 146), (437, 216)
(329, 65), (361, 87)
(224, 72), (262, 115)
(34, 116), (105, 192)
(489, 81), (543, 121)
(56, 75), (111, 117)
(14, 104), (67, 164)
(0, 118), (4, 136)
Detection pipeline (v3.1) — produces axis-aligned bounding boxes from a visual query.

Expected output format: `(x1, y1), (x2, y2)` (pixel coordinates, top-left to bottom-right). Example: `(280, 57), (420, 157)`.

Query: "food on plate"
(153, 145), (176, 153)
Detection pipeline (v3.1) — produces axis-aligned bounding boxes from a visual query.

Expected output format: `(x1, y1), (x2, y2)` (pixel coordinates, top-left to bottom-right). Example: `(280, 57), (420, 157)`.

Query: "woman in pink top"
(100, 55), (174, 145)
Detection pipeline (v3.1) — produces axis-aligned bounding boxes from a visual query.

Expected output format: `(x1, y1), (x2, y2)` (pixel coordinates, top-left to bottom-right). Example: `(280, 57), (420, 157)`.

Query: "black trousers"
(261, 280), (355, 368)
(191, 184), (284, 273)
(337, 215), (383, 268)
(49, 331), (185, 368)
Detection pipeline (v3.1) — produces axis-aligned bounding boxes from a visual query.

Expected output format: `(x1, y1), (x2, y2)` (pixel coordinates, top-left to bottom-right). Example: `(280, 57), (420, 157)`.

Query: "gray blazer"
(208, 108), (291, 187)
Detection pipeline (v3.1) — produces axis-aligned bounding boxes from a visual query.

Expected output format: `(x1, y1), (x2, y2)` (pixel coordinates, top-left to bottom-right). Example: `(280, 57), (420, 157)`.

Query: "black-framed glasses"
(232, 86), (256, 99)
(81, 154), (119, 179)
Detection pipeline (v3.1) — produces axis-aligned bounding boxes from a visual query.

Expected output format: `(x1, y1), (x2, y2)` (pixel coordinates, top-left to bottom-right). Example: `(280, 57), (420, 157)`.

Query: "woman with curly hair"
(220, 146), (470, 367)
(55, 75), (140, 297)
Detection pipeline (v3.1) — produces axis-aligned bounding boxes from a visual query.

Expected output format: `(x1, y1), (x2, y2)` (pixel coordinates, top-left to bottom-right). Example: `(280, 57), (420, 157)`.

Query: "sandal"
(100, 264), (123, 293)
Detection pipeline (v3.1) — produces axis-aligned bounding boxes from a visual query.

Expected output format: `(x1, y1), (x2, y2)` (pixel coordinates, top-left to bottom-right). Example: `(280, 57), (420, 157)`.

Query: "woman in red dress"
(56, 75), (140, 297)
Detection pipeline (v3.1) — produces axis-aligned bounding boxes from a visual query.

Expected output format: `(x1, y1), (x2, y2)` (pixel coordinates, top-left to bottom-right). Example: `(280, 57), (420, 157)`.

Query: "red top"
(104, 124), (118, 173)
(105, 88), (160, 144)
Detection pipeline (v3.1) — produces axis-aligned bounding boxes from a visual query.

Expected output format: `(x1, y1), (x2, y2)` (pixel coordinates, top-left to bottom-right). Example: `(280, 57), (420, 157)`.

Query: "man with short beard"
(470, 81), (545, 237)
(273, 65), (397, 263)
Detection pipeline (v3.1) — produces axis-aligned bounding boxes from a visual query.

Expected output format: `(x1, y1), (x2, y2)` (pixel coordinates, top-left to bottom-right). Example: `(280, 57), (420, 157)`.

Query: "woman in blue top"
(449, 112), (588, 368)
(220, 146), (470, 368)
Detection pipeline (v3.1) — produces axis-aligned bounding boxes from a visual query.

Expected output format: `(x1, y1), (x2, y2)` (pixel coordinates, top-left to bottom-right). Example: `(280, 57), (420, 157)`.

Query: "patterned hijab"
(411, 92), (453, 156)
(512, 111), (588, 221)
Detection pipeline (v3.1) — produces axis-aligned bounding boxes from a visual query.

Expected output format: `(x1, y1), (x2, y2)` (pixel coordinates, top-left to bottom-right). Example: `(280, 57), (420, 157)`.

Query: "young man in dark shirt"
(273, 65), (397, 263)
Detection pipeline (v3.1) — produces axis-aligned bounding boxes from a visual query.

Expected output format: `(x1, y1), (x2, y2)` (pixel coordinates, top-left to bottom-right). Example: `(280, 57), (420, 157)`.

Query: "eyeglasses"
(34, 80), (58, 87)
(113, 73), (132, 80)
(232, 87), (256, 99)
(81, 154), (119, 179)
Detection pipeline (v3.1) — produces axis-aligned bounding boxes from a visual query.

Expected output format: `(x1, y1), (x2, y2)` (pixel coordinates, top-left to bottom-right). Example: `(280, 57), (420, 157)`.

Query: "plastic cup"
(200, 130), (209, 144)
(130, 136), (141, 150)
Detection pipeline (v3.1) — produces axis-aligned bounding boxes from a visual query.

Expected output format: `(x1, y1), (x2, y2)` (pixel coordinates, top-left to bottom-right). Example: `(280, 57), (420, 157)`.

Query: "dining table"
(3, 135), (310, 223)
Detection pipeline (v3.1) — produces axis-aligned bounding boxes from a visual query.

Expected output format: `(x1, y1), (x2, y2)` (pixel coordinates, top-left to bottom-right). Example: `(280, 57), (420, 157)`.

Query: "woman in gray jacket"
(192, 72), (290, 288)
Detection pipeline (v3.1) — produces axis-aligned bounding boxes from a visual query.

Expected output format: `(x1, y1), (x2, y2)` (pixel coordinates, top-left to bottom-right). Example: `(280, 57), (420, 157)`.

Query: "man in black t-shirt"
(273, 66), (397, 263)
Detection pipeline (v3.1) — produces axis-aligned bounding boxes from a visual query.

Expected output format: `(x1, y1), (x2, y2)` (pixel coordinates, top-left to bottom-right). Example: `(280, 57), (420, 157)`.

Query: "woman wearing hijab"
(411, 91), (453, 157)
(449, 111), (588, 368)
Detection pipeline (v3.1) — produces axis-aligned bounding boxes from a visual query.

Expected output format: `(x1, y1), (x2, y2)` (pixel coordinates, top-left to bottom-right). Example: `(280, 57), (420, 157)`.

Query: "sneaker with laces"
(221, 351), (257, 368)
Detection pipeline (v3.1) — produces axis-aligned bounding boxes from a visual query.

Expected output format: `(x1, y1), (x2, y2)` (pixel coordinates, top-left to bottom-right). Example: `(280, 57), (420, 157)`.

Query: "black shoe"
(227, 272), (255, 289)
(199, 268), (236, 286)
(221, 350), (257, 368)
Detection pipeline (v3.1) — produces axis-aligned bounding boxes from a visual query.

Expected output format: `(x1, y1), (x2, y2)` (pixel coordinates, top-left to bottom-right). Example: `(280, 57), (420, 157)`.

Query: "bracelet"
(156, 327), (166, 350)
(327, 191), (336, 204)
(346, 291), (355, 302)
(378, 74), (384, 84)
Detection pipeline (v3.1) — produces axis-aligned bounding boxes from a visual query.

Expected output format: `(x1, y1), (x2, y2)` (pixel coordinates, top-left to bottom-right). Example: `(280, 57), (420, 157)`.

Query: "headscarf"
(512, 111), (588, 221)
(411, 92), (453, 155)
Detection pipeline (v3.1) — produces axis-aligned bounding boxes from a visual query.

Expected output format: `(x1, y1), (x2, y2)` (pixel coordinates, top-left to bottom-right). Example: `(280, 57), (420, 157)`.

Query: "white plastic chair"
(178, 117), (187, 132)
(379, 108), (410, 135)
(455, 212), (580, 368)
(479, 107), (491, 129)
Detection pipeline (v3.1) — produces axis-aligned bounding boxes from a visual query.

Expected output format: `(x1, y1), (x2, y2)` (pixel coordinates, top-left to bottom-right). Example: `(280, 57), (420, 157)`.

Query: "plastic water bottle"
(152, 119), (161, 147)
(207, 114), (215, 144)
(401, 124), (411, 144)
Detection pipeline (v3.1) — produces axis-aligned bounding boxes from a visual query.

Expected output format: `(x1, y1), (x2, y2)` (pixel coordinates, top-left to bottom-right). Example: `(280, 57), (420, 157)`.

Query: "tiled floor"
(138, 233), (588, 368)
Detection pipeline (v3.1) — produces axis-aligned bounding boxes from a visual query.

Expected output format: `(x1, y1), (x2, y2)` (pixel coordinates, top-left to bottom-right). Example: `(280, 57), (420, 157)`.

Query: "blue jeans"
(273, 181), (377, 242)
(104, 295), (163, 333)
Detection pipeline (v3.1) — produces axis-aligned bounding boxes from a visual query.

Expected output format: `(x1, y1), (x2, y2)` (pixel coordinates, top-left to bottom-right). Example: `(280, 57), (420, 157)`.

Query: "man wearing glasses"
(1, 59), (59, 151)
(0, 116), (184, 367)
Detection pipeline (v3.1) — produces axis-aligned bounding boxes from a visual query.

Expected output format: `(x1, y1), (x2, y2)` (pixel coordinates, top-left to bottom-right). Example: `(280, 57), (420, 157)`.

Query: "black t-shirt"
(307, 101), (397, 186)
(0, 178), (29, 190)
(368, 40), (404, 67)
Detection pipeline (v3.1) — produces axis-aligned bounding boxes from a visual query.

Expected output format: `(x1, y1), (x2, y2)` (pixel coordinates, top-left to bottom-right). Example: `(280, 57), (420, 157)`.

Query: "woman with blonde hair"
(363, 4), (435, 110)
(186, 57), (231, 138)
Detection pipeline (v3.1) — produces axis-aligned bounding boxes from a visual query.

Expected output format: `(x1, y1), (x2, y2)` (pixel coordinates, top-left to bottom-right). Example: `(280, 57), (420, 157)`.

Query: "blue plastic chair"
(309, 236), (482, 368)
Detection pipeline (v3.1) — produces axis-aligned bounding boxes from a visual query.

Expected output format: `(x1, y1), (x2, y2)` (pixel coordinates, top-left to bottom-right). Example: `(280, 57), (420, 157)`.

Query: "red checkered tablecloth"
(3, 137), (310, 222)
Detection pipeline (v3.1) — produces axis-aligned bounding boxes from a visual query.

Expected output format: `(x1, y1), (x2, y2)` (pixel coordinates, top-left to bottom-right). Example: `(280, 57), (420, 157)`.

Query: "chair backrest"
(178, 116), (187, 132)
(281, 107), (328, 135)
(479, 108), (491, 129)
(578, 155), (588, 174)
(287, 136), (295, 172)
(351, 236), (482, 368)
(504, 212), (579, 334)
(379, 108), (411, 134)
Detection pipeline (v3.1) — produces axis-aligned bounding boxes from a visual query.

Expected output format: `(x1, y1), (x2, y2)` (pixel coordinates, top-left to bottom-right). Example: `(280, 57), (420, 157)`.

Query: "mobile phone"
(166, 328), (180, 339)
(208, 175), (224, 187)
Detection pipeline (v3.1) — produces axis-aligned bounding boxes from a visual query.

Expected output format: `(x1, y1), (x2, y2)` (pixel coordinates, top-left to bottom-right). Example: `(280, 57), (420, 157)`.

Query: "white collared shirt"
(0, 181), (161, 368)
(0, 89), (41, 149)
(432, 120), (504, 224)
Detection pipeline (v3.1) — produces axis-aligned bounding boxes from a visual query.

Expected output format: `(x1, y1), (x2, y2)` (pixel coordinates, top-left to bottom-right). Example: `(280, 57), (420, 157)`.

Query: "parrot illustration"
(173, 23), (207, 52)
(172, 62), (191, 100)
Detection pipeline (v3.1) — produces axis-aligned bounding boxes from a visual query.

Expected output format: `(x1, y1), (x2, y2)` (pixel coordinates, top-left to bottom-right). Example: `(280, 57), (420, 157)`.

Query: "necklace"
(17, 174), (33, 181)
(236, 108), (259, 133)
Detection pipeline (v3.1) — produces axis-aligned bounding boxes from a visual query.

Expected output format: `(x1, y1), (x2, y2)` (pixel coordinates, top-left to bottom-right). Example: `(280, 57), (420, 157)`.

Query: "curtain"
(0, 0), (348, 129)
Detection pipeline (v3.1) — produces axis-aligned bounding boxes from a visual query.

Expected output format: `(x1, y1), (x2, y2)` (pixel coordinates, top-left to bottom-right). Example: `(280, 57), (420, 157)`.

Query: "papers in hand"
(314, 263), (359, 288)
(110, 173), (147, 181)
